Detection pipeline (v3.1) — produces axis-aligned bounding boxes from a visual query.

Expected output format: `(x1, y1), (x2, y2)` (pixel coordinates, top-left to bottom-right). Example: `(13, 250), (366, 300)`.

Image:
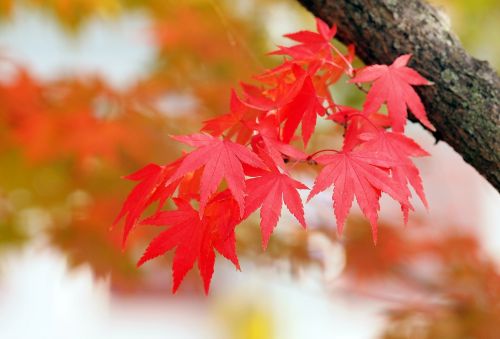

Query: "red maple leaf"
(138, 193), (240, 293)
(167, 134), (266, 216)
(245, 167), (308, 249)
(307, 149), (409, 243)
(280, 66), (325, 146)
(114, 160), (182, 245)
(350, 54), (434, 132)
(359, 130), (430, 222)
(270, 18), (336, 61)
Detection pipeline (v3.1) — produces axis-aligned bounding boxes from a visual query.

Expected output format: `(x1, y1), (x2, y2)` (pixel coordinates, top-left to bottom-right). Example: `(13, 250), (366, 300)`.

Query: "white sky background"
(0, 4), (499, 339)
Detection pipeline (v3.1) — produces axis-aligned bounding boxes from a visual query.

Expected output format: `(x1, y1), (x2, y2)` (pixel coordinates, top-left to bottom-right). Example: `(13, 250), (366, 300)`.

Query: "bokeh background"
(0, 0), (499, 338)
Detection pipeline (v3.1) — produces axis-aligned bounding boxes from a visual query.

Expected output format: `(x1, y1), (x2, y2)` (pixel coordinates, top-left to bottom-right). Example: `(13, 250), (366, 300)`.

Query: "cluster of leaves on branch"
(116, 18), (435, 293)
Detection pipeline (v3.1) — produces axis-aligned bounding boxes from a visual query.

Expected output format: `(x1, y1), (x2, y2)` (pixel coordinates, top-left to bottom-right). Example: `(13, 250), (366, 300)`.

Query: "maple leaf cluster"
(116, 18), (435, 293)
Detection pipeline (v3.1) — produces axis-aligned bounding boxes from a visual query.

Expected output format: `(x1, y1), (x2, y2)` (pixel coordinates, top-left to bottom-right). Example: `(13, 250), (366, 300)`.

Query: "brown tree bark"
(296, 0), (500, 192)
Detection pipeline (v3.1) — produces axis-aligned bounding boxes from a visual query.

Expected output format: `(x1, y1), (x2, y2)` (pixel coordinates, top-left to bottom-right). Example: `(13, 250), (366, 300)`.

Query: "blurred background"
(0, 0), (499, 338)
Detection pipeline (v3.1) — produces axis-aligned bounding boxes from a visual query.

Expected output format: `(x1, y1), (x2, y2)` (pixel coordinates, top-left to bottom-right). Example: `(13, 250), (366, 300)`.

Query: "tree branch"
(296, 0), (500, 191)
